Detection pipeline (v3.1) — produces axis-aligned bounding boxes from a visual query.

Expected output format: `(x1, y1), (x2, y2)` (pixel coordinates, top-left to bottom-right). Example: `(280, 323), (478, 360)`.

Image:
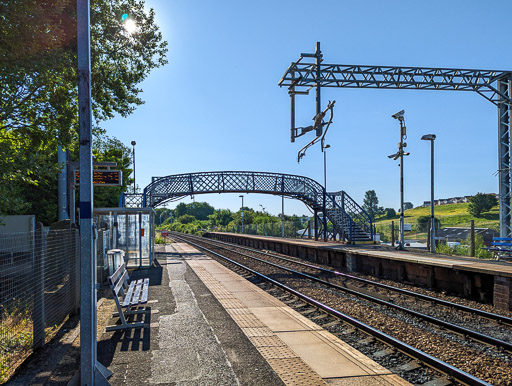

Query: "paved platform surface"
(209, 232), (512, 277)
(168, 242), (407, 385)
(8, 242), (408, 385)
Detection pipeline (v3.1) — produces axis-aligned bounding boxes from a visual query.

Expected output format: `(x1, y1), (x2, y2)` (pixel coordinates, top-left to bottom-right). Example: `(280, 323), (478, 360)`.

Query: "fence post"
(391, 221), (395, 247)
(33, 222), (45, 348)
(470, 220), (475, 257)
(427, 219), (431, 252)
(74, 228), (80, 314)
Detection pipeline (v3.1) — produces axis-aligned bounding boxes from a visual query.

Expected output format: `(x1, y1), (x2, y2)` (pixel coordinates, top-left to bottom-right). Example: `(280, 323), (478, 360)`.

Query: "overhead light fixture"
(392, 109), (405, 121)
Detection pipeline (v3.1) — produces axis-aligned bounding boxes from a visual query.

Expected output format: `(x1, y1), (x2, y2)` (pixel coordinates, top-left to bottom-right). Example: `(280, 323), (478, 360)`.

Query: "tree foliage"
(92, 135), (133, 208)
(362, 190), (384, 219)
(416, 215), (440, 232)
(0, 0), (168, 223)
(173, 202), (215, 221)
(208, 209), (233, 226)
(468, 193), (498, 217)
(385, 208), (396, 218)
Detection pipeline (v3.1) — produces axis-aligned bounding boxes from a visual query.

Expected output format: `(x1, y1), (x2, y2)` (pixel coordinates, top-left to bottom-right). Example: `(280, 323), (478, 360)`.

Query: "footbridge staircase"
(123, 171), (374, 243)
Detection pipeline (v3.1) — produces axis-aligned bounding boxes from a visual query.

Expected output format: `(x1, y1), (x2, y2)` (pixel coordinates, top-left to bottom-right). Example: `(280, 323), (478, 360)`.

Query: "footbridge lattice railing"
(123, 171), (373, 243)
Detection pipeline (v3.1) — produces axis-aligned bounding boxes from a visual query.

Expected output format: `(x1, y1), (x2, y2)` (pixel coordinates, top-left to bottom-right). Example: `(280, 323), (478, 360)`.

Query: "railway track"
(183, 234), (512, 348)
(170, 232), (512, 385)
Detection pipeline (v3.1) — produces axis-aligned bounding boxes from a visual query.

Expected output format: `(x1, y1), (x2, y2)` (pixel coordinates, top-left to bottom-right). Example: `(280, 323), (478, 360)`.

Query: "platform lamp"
(239, 195), (244, 233)
(421, 134), (437, 253)
(388, 110), (410, 250)
(131, 140), (136, 193)
(322, 144), (331, 191)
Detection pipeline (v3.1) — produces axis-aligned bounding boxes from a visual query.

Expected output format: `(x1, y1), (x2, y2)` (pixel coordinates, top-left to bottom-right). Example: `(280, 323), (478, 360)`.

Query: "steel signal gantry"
(279, 43), (512, 237)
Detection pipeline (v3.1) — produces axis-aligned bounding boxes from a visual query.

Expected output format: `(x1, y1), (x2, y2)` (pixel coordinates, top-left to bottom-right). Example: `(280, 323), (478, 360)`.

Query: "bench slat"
(106, 263), (151, 331)
(108, 263), (126, 286)
(113, 270), (129, 297)
(131, 279), (143, 306)
(493, 237), (512, 241)
(492, 242), (512, 247)
(122, 280), (137, 307)
(139, 278), (150, 304)
(108, 263), (126, 288)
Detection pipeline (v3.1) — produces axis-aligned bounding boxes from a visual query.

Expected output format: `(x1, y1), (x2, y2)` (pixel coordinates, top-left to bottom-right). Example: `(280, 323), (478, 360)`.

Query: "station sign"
(75, 170), (122, 186)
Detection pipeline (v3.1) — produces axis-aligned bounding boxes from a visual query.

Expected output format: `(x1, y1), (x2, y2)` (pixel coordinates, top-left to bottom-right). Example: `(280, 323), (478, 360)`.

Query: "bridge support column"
(314, 209), (319, 241)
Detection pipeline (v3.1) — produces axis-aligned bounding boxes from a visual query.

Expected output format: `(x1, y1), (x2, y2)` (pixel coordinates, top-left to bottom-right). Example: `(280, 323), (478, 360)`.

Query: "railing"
(0, 226), (111, 383)
(332, 191), (373, 240)
(140, 171), (374, 242)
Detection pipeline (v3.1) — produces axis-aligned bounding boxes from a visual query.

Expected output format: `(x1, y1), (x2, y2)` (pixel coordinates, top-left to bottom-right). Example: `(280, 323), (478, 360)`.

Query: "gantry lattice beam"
(279, 63), (511, 105)
(279, 44), (512, 237)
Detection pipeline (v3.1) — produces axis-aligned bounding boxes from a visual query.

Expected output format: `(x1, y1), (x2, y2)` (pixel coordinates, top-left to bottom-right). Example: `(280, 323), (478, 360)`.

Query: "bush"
(468, 193), (498, 217)
(416, 216), (440, 232)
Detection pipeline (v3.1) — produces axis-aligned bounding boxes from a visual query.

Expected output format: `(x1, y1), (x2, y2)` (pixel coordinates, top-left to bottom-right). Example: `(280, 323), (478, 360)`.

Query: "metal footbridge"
(122, 171), (374, 243)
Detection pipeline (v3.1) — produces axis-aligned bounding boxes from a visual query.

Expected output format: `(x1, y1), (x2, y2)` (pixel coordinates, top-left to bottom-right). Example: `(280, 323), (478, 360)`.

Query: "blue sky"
(103, 0), (511, 217)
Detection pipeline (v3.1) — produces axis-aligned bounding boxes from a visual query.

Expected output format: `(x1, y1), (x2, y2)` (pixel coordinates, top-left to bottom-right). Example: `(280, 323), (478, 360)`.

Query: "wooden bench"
(106, 263), (150, 331)
(482, 237), (512, 258)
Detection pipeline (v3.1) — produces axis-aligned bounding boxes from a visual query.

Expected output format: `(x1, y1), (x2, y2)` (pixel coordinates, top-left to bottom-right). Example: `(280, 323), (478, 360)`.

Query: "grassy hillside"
(373, 202), (499, 242)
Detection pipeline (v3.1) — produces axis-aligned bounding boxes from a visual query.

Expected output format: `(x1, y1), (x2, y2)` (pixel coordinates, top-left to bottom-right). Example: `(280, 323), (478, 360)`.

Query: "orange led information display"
(75, 170), (122, 186)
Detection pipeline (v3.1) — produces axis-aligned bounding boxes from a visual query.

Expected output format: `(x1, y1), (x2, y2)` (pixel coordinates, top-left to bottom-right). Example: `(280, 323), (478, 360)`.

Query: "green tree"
(176, 214), (196, 224)
(385, 208), (396, 218)
(173, 202), (215, 221)
(208, 209), (233, 226)
(155, 208), (171, 225)
(362, 190), (382, 219)
(468, 193), (498, 217)
(0, 0), (168, 222)
(404, 202), (414, 210)
(93, 136), (133, 208)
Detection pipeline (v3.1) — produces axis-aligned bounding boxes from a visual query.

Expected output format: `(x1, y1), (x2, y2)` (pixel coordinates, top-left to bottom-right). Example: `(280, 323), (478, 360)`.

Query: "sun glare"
(124, 19), (137, 34)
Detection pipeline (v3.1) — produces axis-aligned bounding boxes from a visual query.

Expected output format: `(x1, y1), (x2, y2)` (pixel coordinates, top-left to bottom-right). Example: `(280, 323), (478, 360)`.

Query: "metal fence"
(215, 221), (311, 239)
(0, 226), (79, 382)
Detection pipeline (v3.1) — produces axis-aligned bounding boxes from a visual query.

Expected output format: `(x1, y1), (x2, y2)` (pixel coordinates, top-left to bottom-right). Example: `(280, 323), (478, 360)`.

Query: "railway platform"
(205, 232), (512, 311)
(11, 241), (408, 385)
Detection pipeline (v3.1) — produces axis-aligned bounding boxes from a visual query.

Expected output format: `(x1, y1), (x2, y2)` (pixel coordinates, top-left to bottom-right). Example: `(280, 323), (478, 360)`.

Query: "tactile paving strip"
(267, 358), (326, 386)
(189, 256), (327, 385)
(217, 298), (246, 309)
(258, 345), (298, 359)
(243, 327), (276, 337)
(230, 313), (266, 328)
(250, 335), (286, 347)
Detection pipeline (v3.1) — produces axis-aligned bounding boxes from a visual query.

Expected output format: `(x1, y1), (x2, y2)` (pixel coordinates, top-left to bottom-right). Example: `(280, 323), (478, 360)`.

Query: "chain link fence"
(0, 226), (80, 382)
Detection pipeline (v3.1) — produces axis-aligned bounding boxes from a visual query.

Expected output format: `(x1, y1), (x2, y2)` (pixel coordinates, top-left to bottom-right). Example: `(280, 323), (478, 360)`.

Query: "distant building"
(421, 194), (496, 207)
(435, 227), (498, 246)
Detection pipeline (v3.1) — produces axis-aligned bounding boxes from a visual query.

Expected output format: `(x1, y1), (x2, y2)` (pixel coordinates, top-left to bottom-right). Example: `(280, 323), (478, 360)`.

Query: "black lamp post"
(131, 140), (136, 193)
(421, 134), (437, 253)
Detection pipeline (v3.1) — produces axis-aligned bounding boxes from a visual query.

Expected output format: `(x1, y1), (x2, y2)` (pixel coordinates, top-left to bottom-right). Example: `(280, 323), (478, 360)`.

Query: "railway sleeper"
(320, 320), (340, 329)
(423, 377), (453, 386)
(392, 360), (422, 373)
(372, 348), (395, 358)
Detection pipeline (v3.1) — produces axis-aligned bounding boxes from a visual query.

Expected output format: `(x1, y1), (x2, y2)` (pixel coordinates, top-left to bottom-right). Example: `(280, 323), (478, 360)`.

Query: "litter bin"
(107, 249), (125, 275)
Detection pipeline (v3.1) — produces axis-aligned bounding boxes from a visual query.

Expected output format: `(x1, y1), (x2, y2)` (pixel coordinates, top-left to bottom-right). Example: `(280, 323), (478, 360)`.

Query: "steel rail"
(200, 234), (512, 326)
(177, 233), (512, 352)
(171, 233), (490, 386)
